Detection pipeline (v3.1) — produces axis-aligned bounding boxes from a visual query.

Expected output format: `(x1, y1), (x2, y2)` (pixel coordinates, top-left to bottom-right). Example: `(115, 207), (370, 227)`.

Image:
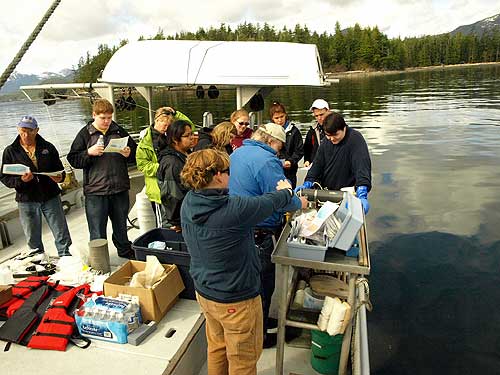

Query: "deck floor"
(0, 202), (322, 375)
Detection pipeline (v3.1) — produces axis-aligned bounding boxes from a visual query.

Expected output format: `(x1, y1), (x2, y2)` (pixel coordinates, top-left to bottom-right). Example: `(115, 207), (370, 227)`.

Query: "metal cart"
(271, 190), (371, 375)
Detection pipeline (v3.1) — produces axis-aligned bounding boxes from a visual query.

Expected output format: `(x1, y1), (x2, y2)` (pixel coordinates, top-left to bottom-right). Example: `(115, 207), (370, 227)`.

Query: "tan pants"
(196, 293), (263, 375)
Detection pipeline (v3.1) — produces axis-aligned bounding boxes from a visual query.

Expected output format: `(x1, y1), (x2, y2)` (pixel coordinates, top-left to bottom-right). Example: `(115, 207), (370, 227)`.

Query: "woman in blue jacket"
(180, 149), (295, 375)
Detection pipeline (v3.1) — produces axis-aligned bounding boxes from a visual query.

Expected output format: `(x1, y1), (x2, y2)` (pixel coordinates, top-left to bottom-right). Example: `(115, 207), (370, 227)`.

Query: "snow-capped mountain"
(450, 13), (500, 36)
(0, 70), (74, 95)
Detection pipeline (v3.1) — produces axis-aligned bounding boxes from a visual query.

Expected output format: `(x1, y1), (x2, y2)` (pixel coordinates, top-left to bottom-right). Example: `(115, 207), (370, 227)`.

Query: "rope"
(356, 277), (373, 312)
(0, 0), (62, 90)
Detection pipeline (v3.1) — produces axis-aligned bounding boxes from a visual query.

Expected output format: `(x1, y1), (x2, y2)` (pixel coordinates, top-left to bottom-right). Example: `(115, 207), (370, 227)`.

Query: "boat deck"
(0, 202), (321, 375)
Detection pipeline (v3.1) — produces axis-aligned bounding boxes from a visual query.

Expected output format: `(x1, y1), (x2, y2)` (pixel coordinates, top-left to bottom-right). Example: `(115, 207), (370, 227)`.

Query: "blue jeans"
(18, 195), (72, 257)
(254, 230), (277, 336)
(84, 191), (132, 257)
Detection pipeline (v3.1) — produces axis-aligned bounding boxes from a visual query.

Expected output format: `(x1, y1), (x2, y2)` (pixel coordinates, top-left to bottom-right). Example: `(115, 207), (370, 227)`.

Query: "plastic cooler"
(311, 330), (343, 375)
(327, 192), (364, 251)
(132, 228), (195, 300)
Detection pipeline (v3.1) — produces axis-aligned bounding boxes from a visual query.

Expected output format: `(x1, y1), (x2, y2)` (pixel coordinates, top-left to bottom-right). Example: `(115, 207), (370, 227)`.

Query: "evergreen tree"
(73, 21), (500, 80)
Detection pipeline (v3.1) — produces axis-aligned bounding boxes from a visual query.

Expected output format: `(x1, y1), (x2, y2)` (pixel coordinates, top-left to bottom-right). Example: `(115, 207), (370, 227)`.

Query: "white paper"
(33, 170), (64, 177)
(2, 163), (30, 175)
(299, 201), (339, 238)
(103, 136), (129, 153)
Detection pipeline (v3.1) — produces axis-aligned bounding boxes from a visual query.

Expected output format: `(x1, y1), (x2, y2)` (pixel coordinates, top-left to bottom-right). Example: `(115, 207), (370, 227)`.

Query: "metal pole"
(339, 274), (357, 375)
(0, 0), (62, 90)
(275, 264), (289, 375)
(358, 282), (371, 375)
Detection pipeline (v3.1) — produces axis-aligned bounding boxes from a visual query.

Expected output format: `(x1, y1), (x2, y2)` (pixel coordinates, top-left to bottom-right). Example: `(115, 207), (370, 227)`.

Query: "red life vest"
(28, 284), (92, 351)
(0, 284), (52, 348)
(0, 276), (70, 318)
(0, 276), (49, 318)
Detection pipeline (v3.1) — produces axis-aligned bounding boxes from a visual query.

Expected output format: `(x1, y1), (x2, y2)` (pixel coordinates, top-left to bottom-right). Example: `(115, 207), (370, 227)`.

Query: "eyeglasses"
(238, 122), (250, 126)
(221, 168), (230, 175)
(181, 133), (194, 138)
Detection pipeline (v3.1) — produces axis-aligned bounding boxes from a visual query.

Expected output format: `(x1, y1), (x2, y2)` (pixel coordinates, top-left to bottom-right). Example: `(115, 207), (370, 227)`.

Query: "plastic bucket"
(311, 330), (343, 375)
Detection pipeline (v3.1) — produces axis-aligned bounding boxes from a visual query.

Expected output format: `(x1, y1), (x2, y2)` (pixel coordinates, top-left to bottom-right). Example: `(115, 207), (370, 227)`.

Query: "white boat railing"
(354, 278), (371, 375)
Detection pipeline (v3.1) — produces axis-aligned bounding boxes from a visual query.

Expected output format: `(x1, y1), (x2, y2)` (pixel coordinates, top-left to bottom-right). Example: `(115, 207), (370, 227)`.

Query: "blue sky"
(0, 0), (498, 74)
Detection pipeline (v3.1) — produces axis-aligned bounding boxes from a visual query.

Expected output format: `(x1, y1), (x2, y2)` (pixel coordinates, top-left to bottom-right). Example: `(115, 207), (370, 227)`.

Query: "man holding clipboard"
(67, 99), (137, 259)
(0, 115), (72, 257)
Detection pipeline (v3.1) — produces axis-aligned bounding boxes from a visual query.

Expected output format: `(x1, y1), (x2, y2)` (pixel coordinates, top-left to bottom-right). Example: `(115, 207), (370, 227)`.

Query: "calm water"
(1, 65), (500, 373)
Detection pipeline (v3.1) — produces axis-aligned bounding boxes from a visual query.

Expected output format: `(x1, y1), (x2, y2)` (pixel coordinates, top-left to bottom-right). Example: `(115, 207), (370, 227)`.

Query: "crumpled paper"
(130, 255), (166, 288)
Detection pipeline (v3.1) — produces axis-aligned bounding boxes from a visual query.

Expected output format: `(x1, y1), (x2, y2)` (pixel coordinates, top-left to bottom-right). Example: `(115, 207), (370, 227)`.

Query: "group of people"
(0, 96), (372, 375)
(0, 100), (138, 259)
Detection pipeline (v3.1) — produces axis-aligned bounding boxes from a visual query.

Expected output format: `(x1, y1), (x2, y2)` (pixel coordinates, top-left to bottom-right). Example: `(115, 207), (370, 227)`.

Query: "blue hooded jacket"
(229, 139), (302, 228)
(180, 188), (293, 303)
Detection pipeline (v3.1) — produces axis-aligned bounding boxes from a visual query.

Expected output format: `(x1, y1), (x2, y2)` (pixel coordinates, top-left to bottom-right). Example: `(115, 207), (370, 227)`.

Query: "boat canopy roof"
(100, 40), (326, 87)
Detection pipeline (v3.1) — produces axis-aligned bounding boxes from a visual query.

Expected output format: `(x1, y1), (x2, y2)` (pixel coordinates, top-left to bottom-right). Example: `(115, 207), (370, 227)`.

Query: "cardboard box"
(104, 261), (185, 322)
(0, 285), (13, 305)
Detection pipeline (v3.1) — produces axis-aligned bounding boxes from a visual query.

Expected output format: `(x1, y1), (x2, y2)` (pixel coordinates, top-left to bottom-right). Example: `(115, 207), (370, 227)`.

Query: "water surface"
(1, 65), (499, 373)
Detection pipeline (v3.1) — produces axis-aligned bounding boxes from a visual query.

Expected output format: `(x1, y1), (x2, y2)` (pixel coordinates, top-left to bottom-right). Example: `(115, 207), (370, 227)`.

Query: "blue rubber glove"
(294, 180), (313, 193)
(356, 186), (370, 214)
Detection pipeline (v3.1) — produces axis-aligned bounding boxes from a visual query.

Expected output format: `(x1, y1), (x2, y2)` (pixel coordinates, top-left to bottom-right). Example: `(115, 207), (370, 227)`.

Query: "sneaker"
(267, 317), (278, 334)
(263, 333), (277, 349)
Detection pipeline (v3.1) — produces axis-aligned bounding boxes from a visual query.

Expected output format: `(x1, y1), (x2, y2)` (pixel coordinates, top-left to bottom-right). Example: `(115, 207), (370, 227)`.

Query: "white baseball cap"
(309, 99), (329, 111)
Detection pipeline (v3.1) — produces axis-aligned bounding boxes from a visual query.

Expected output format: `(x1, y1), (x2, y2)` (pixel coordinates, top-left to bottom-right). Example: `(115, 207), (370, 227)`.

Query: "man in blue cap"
(0, 115), (72, 257)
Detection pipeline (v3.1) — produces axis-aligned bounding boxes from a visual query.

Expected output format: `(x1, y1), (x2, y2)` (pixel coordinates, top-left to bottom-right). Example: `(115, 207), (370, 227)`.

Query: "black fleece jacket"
(157, 146), (189, 226)
(67, 121), (136, 195)
(306, 126), (372, 191)
(278, 122), (304, 185)
(0, 134), (65, 203)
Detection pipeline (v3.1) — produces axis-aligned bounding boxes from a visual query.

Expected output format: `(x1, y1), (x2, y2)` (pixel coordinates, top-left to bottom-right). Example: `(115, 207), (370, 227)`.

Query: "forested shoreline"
(75, 22), (500, 83)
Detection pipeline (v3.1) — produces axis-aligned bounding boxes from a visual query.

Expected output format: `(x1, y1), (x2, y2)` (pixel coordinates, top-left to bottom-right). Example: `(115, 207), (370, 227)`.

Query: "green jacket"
(136, 110), (194, 203)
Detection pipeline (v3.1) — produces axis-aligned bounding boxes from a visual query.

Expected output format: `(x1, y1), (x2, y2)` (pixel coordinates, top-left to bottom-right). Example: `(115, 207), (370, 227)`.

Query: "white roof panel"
(100, 40), (326, 87)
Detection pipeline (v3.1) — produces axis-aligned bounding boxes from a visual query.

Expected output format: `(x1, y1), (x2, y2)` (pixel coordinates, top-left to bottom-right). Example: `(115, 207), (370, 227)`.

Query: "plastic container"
(327, 192), (364, 251)
(132, 228), (194, 300)
(311, 330), (343, 374)
(303, 287), (325, 311)
(287, 237), (328, 261)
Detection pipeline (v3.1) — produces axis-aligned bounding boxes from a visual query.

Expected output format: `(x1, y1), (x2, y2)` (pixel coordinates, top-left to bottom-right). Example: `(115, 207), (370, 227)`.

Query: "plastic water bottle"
(96, 135), (104, 147)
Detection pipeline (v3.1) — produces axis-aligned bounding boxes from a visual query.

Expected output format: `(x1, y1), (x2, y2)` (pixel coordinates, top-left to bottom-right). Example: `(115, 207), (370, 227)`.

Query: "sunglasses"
(154, 110), (174, 120)
(238, 121), (250, 126)
(221, 168), (230, 175)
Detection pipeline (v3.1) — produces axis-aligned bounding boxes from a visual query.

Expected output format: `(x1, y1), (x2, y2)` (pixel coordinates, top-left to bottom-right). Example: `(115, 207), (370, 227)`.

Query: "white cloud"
(0, 0), (497, 74)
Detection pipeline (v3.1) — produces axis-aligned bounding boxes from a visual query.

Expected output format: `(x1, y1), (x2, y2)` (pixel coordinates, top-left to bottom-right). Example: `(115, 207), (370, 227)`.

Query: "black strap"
(69, 331), (91, 349)
(15, 285), (37, 290)
(33, 332), (71, 339)
(47, 305), (67, 309)
(42, 318), (73, 325)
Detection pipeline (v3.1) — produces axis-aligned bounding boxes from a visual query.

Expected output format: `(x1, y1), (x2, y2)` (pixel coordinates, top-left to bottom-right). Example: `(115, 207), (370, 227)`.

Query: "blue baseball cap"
(18, 115), (38, 129)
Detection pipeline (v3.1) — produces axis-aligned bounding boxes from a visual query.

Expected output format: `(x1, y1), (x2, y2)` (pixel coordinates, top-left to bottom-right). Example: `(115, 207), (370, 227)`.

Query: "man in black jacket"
(298, 112), (372, 214)
(67, 99), (137, 259)
(0, 115), (71, 257)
